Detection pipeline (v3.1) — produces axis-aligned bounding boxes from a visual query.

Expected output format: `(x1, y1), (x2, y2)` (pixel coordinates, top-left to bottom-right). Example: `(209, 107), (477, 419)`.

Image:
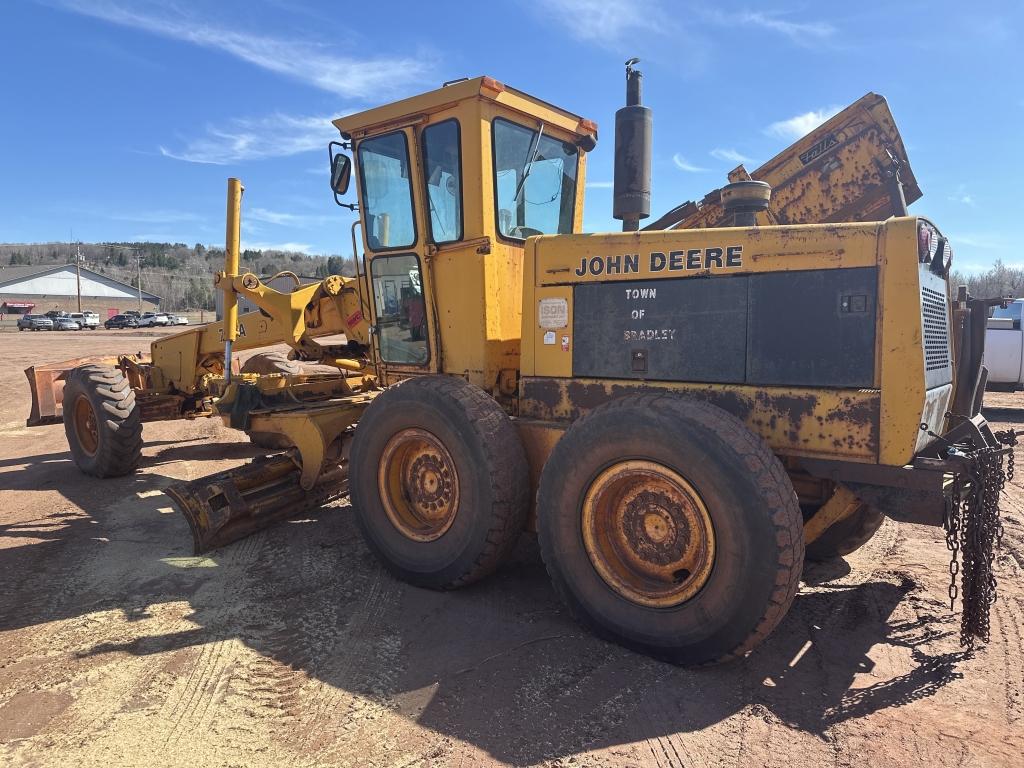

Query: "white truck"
(985, 299), (1024, 388)
(69, 311), (100, 330)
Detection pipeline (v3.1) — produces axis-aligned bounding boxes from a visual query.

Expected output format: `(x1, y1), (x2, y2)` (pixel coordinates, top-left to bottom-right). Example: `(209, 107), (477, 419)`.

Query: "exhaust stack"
(613, 58), (652, 232)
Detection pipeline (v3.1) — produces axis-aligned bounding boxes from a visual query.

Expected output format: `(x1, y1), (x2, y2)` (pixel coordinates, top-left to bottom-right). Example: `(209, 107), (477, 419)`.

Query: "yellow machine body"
(520, 218), (950, 469)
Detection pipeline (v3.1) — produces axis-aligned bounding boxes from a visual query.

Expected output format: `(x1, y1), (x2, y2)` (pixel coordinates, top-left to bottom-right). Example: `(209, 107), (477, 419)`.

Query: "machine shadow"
(0, 438), (259, 491)
(1, 456), (969, 765)
(980, 404), (1024, 423)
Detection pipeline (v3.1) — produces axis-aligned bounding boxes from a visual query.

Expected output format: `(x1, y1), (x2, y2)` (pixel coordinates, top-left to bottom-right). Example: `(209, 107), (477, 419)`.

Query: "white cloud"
(699, 9), (835, 45)
(734, 11), (834, 43)
(672, 154), (707, 173)
(248, 208), (334, 227)
(159, 113), (337, 164)
(130, 232), (186, 242)
(542, 0), (667, 44)
(765, 106), (843, 140)
(243, 241), (315, 254)
(710, 148), (753, 164)
(952, 233), (1008, 250)
(106, 209), (204, 223)
(56, 1), (432, 98)
(586, 181), (615, 189)
(947, 185), (977, 207)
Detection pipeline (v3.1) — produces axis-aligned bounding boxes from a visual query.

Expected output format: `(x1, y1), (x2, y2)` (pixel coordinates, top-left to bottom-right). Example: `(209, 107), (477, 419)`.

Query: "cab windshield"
(492, 118), (578, 240)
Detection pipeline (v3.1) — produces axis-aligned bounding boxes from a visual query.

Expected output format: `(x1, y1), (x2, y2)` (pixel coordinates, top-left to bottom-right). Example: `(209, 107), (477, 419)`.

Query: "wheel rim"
(73, 395), (100, 456)
(378, 428), (459, 542)
(582, 460), (715, 608)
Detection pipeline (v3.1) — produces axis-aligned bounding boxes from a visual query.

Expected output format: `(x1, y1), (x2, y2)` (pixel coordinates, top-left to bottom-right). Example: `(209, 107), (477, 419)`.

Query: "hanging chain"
(942, 427), (1018, 650)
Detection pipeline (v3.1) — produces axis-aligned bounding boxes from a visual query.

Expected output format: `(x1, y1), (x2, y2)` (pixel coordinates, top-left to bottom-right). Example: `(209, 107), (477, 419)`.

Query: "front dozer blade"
(165, 453), (348, 553)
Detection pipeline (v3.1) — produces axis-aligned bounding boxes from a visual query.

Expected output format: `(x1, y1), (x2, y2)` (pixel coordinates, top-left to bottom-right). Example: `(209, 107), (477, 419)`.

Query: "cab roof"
(333, 76), (597, 140)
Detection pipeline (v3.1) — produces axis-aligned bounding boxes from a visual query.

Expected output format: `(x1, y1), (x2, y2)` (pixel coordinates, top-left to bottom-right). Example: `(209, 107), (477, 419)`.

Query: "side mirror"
(330, 153), (351, 196)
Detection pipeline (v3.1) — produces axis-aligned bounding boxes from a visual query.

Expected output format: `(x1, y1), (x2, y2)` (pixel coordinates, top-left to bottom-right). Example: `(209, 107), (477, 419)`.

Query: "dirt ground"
(1, 330), (1023, 768)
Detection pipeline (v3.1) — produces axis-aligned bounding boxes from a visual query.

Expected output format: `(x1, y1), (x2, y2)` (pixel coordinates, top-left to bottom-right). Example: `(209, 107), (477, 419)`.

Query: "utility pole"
(75, 242), (83, 312)
(137, 252), (143, 312)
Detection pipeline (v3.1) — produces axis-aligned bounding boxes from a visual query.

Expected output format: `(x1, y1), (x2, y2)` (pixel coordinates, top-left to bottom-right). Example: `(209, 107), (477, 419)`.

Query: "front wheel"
(349, 376), (529, 589)
(63, 364), (142, 477)
(537, 393), (803, 666)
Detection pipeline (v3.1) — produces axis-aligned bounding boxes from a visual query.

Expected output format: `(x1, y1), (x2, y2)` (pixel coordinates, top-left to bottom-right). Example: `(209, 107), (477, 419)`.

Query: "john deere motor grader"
(25, 65), (1016, 664)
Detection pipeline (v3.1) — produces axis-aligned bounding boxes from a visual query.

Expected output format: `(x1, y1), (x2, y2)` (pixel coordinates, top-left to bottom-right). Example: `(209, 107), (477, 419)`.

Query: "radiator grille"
(921, 286), (950, 372)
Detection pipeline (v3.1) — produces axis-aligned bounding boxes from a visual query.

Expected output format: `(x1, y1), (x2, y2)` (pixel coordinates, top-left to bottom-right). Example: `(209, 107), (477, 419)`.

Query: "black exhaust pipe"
(613, 58), (652, 232)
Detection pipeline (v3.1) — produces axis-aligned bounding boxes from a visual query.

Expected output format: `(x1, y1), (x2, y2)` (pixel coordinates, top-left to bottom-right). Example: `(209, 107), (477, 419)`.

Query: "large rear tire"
(537, 393), (803, 666)
(349, 376), (529, 589)
(63, 364), (142, 477)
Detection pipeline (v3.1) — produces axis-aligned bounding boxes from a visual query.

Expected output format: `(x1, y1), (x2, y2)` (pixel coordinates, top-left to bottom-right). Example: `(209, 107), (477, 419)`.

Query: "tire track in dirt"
(187, 498), (405, 766)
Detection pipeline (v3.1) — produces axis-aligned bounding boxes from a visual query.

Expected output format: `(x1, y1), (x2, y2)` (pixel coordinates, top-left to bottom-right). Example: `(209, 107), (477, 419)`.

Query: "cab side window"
(421, 120), (463, 243)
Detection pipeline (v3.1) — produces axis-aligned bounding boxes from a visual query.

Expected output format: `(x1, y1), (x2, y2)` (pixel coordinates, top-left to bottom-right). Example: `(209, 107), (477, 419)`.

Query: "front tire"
(63, 364), (142, 477)
(349, 376), (529, 589)
(537, 393), (803, 665)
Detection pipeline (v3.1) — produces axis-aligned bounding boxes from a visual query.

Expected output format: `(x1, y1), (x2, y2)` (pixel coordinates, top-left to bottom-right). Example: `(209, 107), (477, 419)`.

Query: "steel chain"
(943, 427), (1018, 649)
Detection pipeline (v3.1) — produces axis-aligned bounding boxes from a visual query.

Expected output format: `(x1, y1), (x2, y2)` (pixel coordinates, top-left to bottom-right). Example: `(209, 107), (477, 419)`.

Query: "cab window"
(992, 301), (1023, 329)
(421, 120), (463, 243)
(357, 131), (416, 250)
(370, 253), (429, 365)
(492, 118), (578, 240)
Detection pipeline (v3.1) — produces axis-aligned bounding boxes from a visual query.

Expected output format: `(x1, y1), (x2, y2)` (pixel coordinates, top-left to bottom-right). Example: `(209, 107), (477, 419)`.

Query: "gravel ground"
(1, 331), (1022, 767)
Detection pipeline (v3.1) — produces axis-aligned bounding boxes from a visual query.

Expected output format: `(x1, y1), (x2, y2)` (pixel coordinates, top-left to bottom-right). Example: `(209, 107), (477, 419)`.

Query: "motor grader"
(24, 64), (1015, 665)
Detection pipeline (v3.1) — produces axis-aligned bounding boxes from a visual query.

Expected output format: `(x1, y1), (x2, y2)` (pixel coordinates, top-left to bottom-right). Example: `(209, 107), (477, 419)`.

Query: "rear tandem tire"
(63, 364), (142, 477)
(349, 375), (530, 589)
(537, 393), (804, 666)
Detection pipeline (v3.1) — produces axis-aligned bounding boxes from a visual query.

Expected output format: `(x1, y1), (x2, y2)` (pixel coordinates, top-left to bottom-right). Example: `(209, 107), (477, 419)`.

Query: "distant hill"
(0, 242), (354, 311)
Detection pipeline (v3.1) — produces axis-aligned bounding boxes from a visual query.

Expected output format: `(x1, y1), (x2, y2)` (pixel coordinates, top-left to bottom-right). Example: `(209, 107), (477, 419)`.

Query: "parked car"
(70, 311), (100, 330)
(17, 314), (53, 331)
(137, 312), (171, 327)
(53, 316), (81, 331)
(168, 314), (189, 325)
(104, 314), (139, 329)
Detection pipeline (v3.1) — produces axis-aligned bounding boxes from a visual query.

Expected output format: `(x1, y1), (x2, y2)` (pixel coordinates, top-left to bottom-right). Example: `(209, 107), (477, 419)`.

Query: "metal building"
(0, 264), (160, 317)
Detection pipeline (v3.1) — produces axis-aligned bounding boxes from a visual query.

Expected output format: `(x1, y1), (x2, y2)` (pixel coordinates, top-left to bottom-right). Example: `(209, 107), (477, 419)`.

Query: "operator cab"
(331, 77), (597, 391)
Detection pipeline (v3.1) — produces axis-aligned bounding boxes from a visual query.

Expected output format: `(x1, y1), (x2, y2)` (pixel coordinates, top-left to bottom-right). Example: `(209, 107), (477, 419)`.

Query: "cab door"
(356, 127), (438, 381)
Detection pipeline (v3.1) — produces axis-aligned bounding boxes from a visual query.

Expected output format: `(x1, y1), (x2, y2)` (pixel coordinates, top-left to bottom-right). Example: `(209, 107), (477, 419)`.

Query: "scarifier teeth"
(164, 455), (348, 553)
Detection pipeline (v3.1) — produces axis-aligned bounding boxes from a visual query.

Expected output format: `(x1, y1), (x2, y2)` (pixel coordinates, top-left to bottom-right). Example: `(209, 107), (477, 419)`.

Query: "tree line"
(0, 242), (354, 311)
(950, 260), (1024, 303)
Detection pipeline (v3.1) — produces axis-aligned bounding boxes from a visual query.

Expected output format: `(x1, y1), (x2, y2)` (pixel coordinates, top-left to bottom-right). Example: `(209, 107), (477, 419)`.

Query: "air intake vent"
(921, 285), (950, 372)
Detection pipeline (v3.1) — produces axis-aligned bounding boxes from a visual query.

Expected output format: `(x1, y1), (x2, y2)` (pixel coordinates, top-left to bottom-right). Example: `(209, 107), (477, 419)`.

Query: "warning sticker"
(538, 297), (569, 329)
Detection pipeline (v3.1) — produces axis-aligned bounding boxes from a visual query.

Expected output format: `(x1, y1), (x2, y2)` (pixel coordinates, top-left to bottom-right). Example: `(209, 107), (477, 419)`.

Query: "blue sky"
(1, 0), (1020, 270)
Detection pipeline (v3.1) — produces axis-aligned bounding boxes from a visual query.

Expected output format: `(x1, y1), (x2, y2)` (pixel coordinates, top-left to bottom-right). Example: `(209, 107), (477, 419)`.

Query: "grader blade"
(165, 453), (348, 553)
